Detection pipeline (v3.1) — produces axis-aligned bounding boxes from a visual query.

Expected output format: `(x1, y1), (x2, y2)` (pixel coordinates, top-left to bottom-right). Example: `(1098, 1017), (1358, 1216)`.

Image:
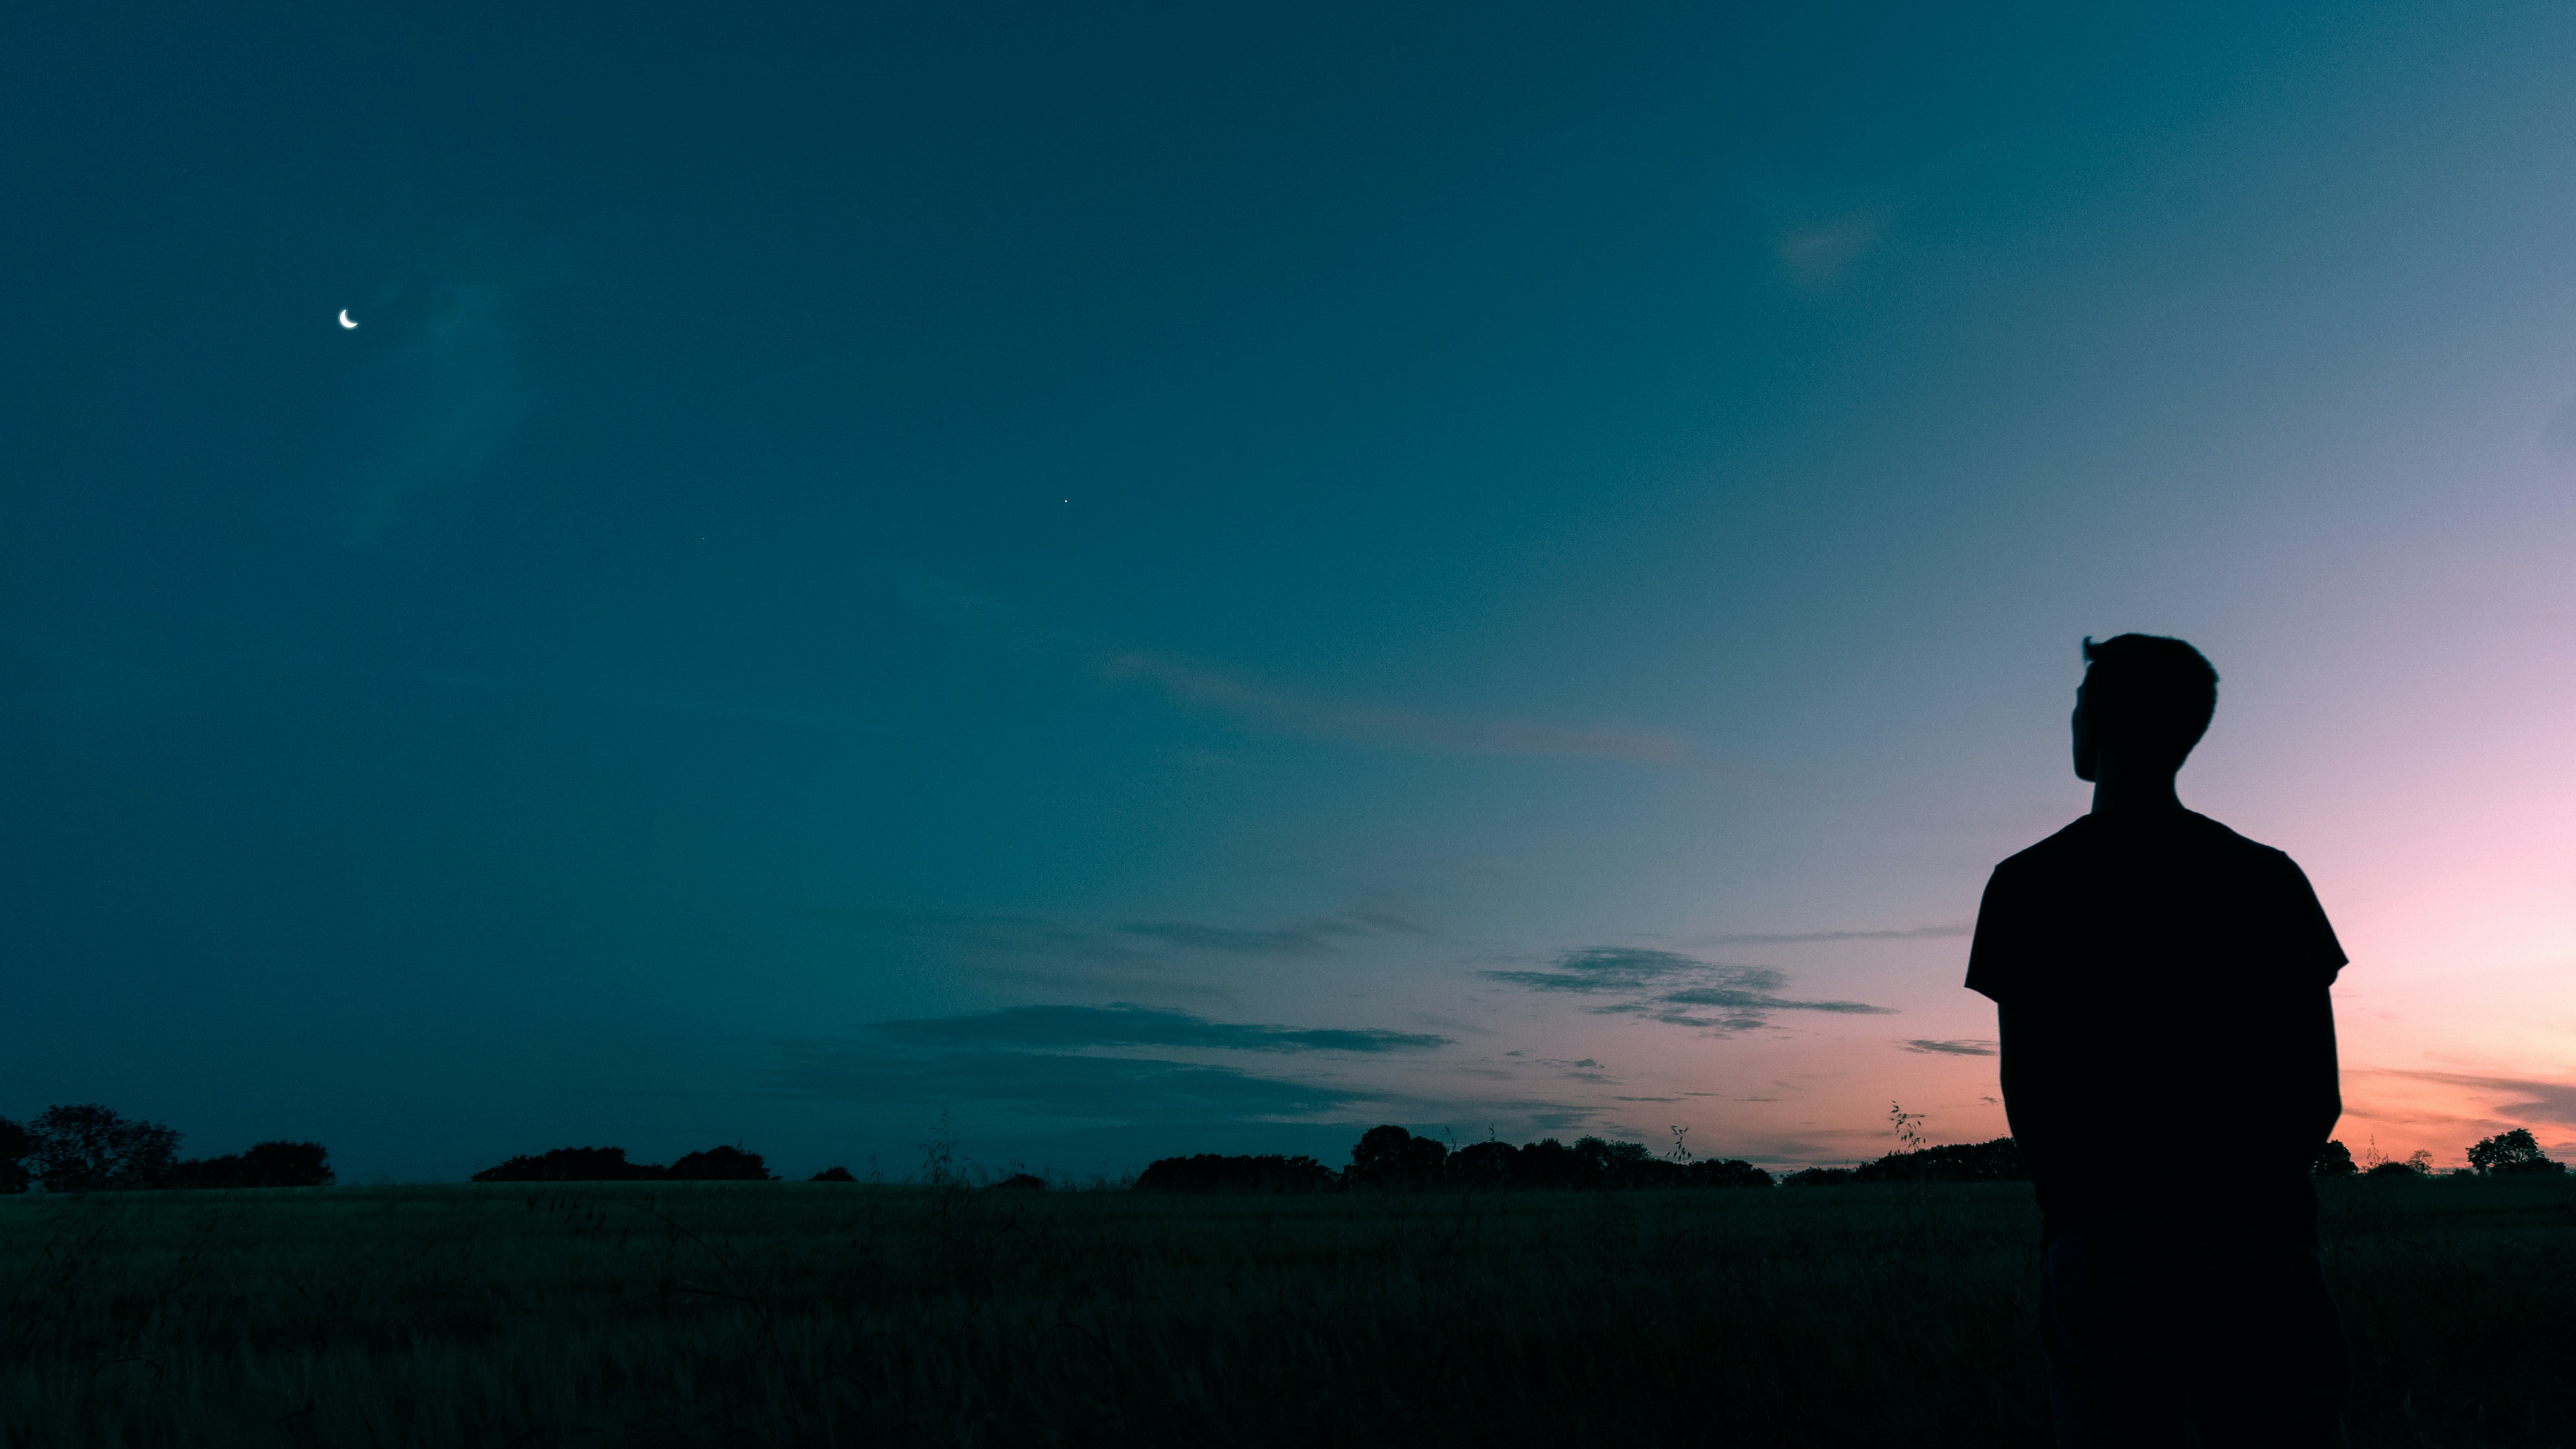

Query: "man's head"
(2072, 634), (2218, 782)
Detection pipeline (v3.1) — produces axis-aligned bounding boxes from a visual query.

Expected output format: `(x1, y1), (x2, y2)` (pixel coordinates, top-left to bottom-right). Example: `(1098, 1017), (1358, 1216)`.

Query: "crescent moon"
(338, 309), (359, 330)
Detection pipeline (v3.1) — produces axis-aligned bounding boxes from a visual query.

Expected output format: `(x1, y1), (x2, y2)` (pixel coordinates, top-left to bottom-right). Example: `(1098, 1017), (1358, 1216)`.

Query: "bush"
(1135, 1152), (1335, 1193)
(2366, 1160), (2423, 1180)
(1682, 1158), (1775, 1189)
(1853, 1137), (2027, 1185)
(667, 1146), (774, 1181)
(470, 1145), (782, 1184)
(0, 1118), (28, 1195)
(1326, 1131), (1770, 1193)
(471, 1147), (663, 1183)
(170, 1141), (334, 1189)
(1447, 1139), (1520, 1187)
(991, 1173), (1047, 1191)
(810, 1165), (858, 1182)
(1506, 1138), (1589, 1189)
(2314, 1140), (2358, 1178)
(1784, 1167), (1857, 1187)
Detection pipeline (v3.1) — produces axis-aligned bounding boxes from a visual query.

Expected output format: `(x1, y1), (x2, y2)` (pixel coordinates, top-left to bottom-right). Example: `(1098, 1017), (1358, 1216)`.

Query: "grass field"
(3, 1176), (2571, 1447)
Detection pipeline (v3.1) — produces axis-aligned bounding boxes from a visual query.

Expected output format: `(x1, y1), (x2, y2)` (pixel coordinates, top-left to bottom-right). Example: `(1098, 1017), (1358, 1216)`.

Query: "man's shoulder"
(1991, 818), (2093, 877)
(2178, 813), (2305, 871)
(1993, 812), (2303, 873)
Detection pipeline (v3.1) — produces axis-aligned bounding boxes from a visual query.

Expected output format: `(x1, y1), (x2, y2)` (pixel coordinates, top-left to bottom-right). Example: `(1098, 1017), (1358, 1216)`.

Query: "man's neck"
(2090, 765), (2185, 819)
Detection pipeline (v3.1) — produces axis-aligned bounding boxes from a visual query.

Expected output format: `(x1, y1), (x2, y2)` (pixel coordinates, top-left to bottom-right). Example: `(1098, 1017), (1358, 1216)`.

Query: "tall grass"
(0, 1176), (2567, 1446)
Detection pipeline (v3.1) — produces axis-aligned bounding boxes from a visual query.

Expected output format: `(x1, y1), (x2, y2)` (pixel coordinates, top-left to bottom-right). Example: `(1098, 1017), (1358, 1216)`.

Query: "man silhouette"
(1967, 635), (2351, 1447)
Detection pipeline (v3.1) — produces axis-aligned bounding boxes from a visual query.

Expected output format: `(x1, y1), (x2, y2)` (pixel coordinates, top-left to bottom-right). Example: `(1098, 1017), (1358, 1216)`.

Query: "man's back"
(1968, 810), (2347, 1242)
(1983, 635), (2352, 1446)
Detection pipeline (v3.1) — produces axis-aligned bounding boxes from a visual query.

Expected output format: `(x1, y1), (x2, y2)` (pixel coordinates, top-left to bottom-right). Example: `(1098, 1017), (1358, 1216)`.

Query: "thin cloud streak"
(775, 1045), (1370, 1121)
(412, 669), (892, 734)
(1102, 653), (1691, 763)
(1901, 1039), (1998, 1057)
(897, 573), (1691, 765)
(1117, 919), (1361, 956)
(336, 280), (526, 543)
(2373, 1070), (2576, 1129)
(1482, 947), (1895, 1033)
(826, 903), (1423, 993)
(870, 1004), (1452, 1055)
(1689, 925), (1972, 945)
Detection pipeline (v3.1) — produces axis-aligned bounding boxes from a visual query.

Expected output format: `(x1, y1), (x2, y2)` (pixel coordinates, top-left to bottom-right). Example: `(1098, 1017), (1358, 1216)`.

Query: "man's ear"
(2071, 691), (2097, 783)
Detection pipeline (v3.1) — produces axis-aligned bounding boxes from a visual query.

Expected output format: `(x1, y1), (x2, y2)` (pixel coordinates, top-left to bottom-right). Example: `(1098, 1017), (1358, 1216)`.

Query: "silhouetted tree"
(991, 1173), (1047, 1191)
(2364, 1160), (2421, 1180)
(1783, 1167), (1857, 1187)
(171, 1141), (334, 1189)
(470, 1147), (663, 1182)
(811, 1165), (858, 1182)
(1446, 1139), (1519, 1187)
(1135, 1153), (1335, 1193)
(2312, 1140), (2358, 1178)
(2467, 1128), (2566, 1177)
(1570, 1136), (1649, 1185)
(27, 1104), (180, 1191)
(666, 1146), (774, 1181)
(0, 1118), (28, 1195)
(1508, 1138), (1588, 1189)
(1136, 1132), (1772, 1194)
(1344, 1125), (1449, 1189)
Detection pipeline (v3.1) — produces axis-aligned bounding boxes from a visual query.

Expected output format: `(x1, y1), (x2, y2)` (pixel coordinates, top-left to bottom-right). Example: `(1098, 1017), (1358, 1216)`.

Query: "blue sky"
(5, 5), (2575, 1180)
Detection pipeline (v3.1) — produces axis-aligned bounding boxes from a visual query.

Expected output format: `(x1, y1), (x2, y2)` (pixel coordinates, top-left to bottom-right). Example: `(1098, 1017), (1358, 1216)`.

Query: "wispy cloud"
(774, 1000), (1455, 1126)
(1689, 924), (1972, 945)
(776, 1045), (1370, 1121)
(895, 572), (1687, 767)
(828, 903), (1423, 992)
(1901, 1039), (1997, 1057)
(1774, 212), (1886, 287)
(1102, 653), (1690, 764)
(1118, 919), (1367, 956)
(1483, 947), (1895, 1032)
(872, 1004), (1451, 1055)
(2376, 1070), (2576, 1128)
(335, 280), (526, 543)
(411, 669), (891, 734)
(1486, 949), (1721, 994)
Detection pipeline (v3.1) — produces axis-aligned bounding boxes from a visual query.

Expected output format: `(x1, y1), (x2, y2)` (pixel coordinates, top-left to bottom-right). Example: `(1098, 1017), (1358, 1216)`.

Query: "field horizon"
(5, 1174), (2571, 1446)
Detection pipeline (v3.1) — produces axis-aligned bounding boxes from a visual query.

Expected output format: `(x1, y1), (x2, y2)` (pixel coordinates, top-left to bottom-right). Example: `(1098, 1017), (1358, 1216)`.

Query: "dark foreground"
(2, 1176), (2570, 1447)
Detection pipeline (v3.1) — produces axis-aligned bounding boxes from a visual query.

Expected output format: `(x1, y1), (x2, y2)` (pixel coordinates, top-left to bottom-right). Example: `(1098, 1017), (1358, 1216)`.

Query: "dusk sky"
(4, 6), (2571, 1182)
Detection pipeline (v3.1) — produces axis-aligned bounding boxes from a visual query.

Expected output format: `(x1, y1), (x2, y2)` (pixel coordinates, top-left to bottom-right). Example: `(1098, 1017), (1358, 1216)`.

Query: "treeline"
(1138, 1125), (2570, 1195)
(1139, 1125), (1796, 1193)
(1776, 1134), (2029, 1187)
(0, 1105), (332, 1193)
(470, 1145), (778, 1182)
(7, 1106), (2558, 1196)
(2314, 1130), (2567, 1180)
(466, 1144), (918, 1184)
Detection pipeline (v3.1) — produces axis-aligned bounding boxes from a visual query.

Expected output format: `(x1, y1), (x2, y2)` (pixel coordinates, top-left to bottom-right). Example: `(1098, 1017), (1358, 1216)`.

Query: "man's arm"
(2273, 850), (2346, 1149)
(1964, 863), (2022, 1003)
(1995, 999), (2081, 1187)
(1971, 864), (2082, 1187)
(2295, 986), (2342, 1151)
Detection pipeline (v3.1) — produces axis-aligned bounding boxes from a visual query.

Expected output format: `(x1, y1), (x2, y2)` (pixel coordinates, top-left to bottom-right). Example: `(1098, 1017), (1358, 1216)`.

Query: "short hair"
(2081, 633), (2218, 767)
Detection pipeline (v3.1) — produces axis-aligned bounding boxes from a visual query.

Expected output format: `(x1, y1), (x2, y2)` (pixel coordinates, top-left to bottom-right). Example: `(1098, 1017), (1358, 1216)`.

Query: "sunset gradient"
(1, 5), (2570, 1180)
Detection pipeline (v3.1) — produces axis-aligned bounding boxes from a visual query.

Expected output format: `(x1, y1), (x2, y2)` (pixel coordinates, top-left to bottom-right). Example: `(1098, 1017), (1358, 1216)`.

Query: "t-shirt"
(1967, 811), (2347, 1243)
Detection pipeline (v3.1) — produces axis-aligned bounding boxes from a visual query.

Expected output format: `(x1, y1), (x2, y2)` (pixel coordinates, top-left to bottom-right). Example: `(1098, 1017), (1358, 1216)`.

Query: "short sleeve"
(1964, 863), (2024, 1002)
(2272, 853), (2347, 986)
